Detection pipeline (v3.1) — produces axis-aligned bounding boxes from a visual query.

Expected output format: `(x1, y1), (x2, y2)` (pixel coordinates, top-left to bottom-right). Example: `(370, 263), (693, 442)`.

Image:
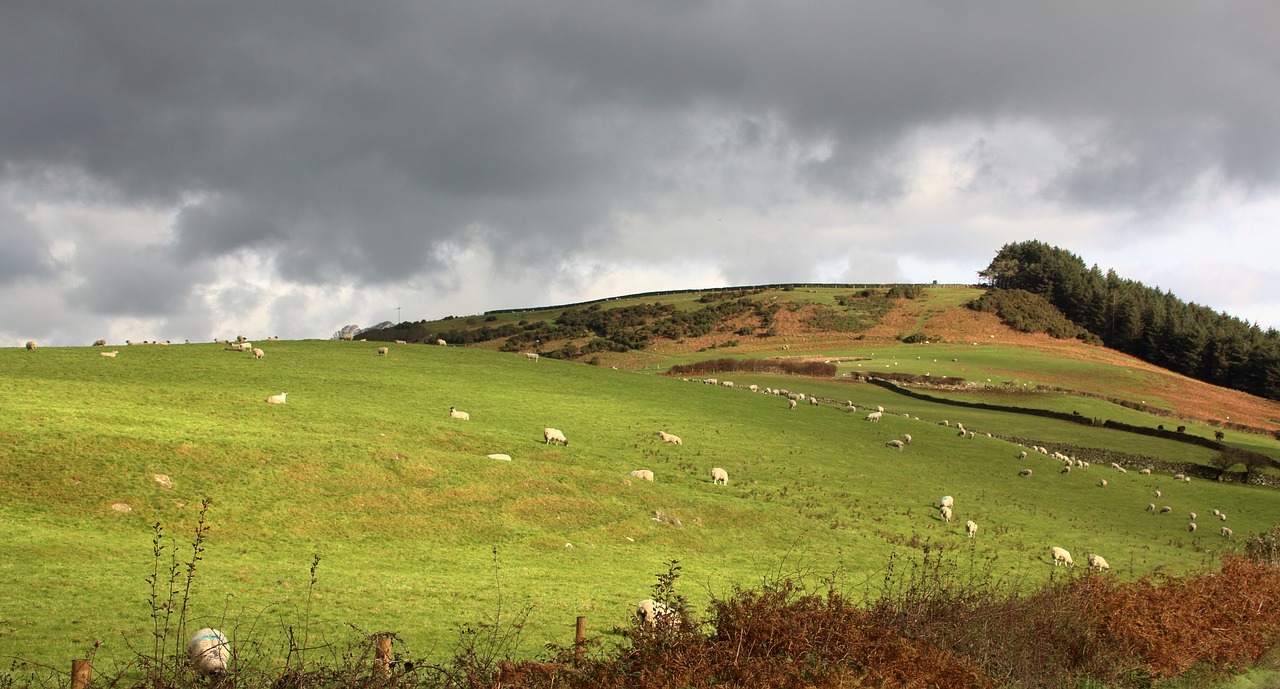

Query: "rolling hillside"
(3, 285), (1280, 678)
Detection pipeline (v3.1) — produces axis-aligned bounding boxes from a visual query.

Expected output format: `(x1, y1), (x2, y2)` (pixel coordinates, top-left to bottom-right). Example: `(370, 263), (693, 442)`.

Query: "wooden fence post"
(574, 616), (586, 665)
(375, 633), (393, 679)
(70, 659), (91, 689)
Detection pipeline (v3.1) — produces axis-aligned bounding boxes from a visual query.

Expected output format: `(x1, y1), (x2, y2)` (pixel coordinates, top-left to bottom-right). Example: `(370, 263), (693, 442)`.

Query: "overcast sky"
(4, 2), (1279, 346)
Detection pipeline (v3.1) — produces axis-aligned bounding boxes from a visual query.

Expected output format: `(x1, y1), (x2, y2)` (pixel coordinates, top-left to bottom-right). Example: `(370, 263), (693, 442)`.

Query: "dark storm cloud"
(65, 239), (211, 317)
(0, 204), (56, 283)
(2, 1), (1279, 343)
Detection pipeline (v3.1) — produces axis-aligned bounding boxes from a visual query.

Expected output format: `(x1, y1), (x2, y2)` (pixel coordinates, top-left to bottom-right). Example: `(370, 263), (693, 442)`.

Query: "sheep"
(965, 520), (978, 538)
(448, 406), (470, 420)
(939, 496), (954, 508)
(789, 398), (798, 411)
(656, 431), (683, 446)
(1087, 554), (1110, 572)
(1051, 547), (1074, 567)
(1173, 473), (1185, 481)
(544, 427), (568, 446)
(1222, 527), (1233, 538)
(1111, 462), (1127, 474)
(1159, 506), (1172, 514)
(378, 346), (389, 356)
(394, 340), (408, 345)
(903, 433), (912, 444)
(1155, 490), (1162, 498)
(636, 599), (677, 628)
(99, 350), (119, 358)
(885, 439), (905, 450)
(524, 352), (539, 362)
(1189, 522), (1197, 532)
(1018, 450), (1028, 460)
(630, 469), (655, 482)
(252, 347), (264, 359)
(1098, 479), (1108, 487)
(1189, 512), (1197, 521)
(1019, 468), (1033, 477)
(1138, 468), (1152, 475)
(1212, 509), (1220, 517)
(92, 339), (107, 346)
(1219, 512), (1228, 521)
(865, 411), (882, 422)
(187, 628), (230, 676)
(1060, 464), (1071, 474)
(25, 341), (36, 351)
(711, 467), (729, 485)
(938, 505), (953, 523)
(437, 339), (447, 346)
(1146, 503), (1155, 512)
(265, 392), (288, 404)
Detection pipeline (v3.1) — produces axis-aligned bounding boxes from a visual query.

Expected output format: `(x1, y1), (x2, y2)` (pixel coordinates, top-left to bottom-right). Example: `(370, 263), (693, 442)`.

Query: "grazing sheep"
(939, 505), (953, 523)
(1222, 527), (1233, 538)
(448, 406), (470, 420)
(1051, 547), (1074, 567)
(1018, 450), (1028, 460)
(437, 339), (447, 346)
(939, 496), (954, 508)
(1159, 506), (1172, 514)
(92, 339), (107, 346)
(865, 411), (882, 422)
(1219, 513), (1228, 521)
(1189, 522), (1197, 532)
(1138, 468), (1152, 475)
(630, 469), (655, 482)
(378, 346), (389, 356)
(99, 350), (119, 358)
(187, 628), (230, 676)
(1212, 509), (1220, 517)
(1189, 512), (1197, 521)
(1098, 479), (1108, 487)
(711, 467), (729, 485)
(1019, 468), (1033, 477)
(394, 340), (408, 345)
(544, 427), (568, 446)
(1111, 462), (1127, 474)
(788, 398), (798, 411)
(1146, 503), (1155, 512)
(965, 520), (978, 538)
(1155, 490), (1162, 498)
(656, 431), (683, 446)
(524, 352), (539, 361)
(636, 599), (677, 628)
(25, 341), (36, 351)
(265, 392), (288, 404)
(903, 434), (912, 444)
(252, 347), (264, 359)
(1087, 554), (1110, 572)
(1173, 473), (1185, 481)
(1061, 464), (1071, 474)
(885, 439), (905, 450)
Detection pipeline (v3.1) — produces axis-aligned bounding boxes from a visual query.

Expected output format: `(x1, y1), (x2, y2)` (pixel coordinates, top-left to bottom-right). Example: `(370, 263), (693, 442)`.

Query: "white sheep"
(1189, 512), (1197, 521)
(635, 599), (677, 628)
(265, 392), (288, 404)
(1189, 522), (1197, 532)
(885, 439), (905, 450)
(711, 467), (729, 485)
(940, 496), (954, 508)
(965, 520), (977, 538)
(1019, 468), (1033, 477)
(544, 427), (568, 446)
(252, 347), (264, 359)
(630, 469), (655, 482)
(1146, 503), (1155, 512)
(1155, 490), (1162, 498)
(524, 352), (539, 361)
(656, 431), (682, 446)
(1018, 450), (1028, 459)
(789, 398), (798, 410)
(903, 433), (912, 444)
(1212, 509), (1220, 517)
(378, 346), (389, 356)
(437, 339), (447, 346)
(1159, 506), (1172, 514)
(1219, 512), (1227, 521)
(1098, 479), (1108, 487)
(187, 628), (230, 676)
(1051, 546), (1074, 567)
(939, 505), (953, 523)
(25, 340), (37, 351)
(865, 411), (882, 422)
(99, 350), (119, 358)
(394, 340), (408, 345)
(1087, 554), (1110, 572)
(1222, 527), (1233, 538)
(448, 406), (470, 420)
(1138, 468), (1152, 475)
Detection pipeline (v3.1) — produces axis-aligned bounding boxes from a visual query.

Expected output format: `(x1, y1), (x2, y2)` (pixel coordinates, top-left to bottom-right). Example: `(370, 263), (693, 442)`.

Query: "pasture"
(0, 339), (1276, 673)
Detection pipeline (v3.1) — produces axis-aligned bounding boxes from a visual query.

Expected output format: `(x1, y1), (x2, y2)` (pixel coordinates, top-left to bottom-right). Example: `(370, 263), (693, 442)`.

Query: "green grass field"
(1, 339), (1277, 674)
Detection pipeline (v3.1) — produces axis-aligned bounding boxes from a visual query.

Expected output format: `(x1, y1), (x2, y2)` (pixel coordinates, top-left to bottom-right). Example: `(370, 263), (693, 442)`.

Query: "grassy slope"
(2, 335), (1279, 673)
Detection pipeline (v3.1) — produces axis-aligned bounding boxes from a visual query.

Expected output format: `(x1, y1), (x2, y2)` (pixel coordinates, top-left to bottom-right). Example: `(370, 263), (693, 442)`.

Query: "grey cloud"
(0, 203), (56, 283)
(66, 240), (211, 317)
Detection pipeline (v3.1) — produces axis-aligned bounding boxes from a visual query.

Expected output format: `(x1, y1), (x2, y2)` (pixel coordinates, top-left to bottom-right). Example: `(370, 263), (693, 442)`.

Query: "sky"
(3, 2), (1279, 347)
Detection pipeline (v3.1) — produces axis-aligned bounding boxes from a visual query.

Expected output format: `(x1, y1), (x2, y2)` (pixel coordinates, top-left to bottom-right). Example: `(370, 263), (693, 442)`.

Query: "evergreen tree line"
(980, 240), (1280, 402)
